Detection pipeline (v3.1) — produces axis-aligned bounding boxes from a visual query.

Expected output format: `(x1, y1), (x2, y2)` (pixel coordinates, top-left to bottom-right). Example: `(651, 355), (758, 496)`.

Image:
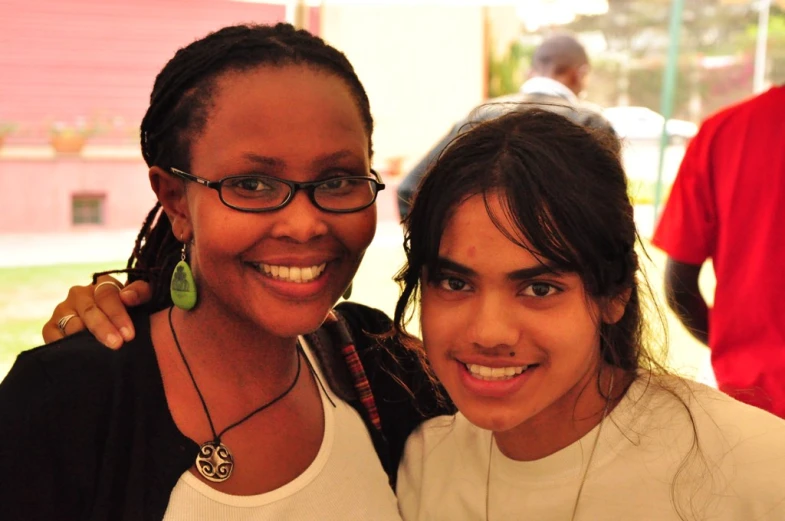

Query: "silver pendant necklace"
(168, 307), (302, 483)
(485, 372), (615, 521)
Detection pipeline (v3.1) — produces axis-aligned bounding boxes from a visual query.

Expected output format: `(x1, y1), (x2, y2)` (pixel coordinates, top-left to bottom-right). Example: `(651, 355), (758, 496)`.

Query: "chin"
(244, 300), (334, 339)
(274, 312), (332, 338)
(462, 409), (525, 433)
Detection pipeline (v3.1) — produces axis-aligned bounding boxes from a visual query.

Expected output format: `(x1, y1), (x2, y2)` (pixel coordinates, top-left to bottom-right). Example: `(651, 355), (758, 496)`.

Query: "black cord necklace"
(168, 306), (302, 483)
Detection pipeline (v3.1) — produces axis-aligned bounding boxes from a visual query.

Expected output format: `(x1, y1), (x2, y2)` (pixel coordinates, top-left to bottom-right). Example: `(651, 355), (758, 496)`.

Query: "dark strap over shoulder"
(306, 310), (382, 433)
(304, 312), (358, 403)
(306, 302), (455, 488)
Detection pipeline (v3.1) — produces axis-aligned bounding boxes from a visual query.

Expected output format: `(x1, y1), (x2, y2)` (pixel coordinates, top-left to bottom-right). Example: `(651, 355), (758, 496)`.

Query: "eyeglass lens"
(221, 176), (378, 211)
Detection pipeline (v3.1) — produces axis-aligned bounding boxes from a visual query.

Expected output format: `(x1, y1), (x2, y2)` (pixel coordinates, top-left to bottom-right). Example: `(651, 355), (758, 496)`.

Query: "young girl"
(393, 109), (785, 520)
(0, 23), (449, 521)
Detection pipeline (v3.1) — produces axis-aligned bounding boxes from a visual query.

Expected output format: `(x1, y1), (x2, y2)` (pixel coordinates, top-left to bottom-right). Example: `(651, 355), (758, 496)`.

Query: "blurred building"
(0, 0), (492, 232)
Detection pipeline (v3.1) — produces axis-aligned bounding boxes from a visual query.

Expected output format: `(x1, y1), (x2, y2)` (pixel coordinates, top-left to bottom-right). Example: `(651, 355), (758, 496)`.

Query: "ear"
(566, 64), (589, 96)
(602, 288), (631, 325)
(149, 166), (192, 241)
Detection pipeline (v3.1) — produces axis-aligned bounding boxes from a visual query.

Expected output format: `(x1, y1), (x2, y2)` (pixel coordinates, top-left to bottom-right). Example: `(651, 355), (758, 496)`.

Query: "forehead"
(192, 65), (369, 168)
(440, 194), (540, 269)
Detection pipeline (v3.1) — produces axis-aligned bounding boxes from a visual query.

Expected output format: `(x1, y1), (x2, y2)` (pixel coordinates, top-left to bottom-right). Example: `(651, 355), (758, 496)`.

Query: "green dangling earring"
(342, 282), (353, 300)
(171, 241), (197, 311)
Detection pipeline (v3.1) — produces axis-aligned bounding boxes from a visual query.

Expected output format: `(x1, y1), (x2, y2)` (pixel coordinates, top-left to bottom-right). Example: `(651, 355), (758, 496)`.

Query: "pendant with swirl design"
(196, 441), (234, 482)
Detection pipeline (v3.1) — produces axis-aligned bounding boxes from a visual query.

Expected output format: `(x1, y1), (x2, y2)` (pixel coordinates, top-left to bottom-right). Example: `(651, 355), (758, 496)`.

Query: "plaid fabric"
(323, 310), (382, 433)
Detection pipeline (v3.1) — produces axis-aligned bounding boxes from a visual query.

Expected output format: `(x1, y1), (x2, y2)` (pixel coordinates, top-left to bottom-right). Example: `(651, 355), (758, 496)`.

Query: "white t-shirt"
(163, 338), (402, 521)
(397, 375), (785, 521)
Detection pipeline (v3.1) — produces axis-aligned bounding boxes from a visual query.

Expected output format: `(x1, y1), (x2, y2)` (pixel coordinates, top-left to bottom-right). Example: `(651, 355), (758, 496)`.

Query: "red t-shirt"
(652, 86), (785, 418)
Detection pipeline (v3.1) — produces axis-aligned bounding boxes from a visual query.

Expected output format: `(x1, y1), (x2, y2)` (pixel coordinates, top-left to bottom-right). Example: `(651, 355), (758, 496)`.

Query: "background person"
(652, 85), (785, 419)
(395, 32), (614, 220)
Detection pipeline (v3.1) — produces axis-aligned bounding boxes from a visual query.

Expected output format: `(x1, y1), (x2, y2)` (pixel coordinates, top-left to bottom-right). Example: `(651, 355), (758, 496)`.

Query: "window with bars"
(71, 194), (105, 225)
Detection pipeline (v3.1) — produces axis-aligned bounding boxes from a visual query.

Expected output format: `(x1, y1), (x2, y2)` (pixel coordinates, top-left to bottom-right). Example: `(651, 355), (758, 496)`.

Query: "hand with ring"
(41, 275), (153, 349)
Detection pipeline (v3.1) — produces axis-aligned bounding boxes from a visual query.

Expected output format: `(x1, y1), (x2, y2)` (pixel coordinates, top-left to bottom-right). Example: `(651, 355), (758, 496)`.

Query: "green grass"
(0, 262), (124, 372)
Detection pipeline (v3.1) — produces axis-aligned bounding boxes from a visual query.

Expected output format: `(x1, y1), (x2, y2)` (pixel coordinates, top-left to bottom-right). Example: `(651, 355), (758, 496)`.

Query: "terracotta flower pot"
(50, 133), (88, 155)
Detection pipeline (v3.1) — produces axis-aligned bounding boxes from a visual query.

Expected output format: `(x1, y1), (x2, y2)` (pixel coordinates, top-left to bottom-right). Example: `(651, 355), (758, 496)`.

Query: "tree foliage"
(559, 0), (785, 118)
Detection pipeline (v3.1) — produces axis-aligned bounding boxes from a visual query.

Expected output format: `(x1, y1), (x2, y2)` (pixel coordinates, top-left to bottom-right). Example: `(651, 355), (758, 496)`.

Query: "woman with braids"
(0, 23), (449, 521)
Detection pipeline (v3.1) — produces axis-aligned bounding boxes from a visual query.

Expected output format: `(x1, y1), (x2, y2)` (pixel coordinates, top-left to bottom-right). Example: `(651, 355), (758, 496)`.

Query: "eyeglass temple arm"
(170, 168), (221, 189)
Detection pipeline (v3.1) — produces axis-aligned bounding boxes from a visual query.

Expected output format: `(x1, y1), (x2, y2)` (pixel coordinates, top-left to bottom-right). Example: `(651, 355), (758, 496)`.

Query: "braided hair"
(94, 23), (374, 312)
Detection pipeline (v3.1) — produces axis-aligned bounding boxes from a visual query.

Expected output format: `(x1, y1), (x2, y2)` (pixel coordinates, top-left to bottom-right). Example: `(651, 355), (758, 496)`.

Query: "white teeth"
(467, 363), (529, 381)
(256, 263), (327, 283)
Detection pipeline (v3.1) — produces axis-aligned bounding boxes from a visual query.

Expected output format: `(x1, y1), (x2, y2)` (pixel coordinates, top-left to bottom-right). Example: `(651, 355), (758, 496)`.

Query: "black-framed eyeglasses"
(169, 168), (385, 213)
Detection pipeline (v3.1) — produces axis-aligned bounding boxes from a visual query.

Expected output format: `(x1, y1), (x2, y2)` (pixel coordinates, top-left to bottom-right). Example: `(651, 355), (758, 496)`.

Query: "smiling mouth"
(464, 363), (537, 381)
(250, 262), (328, 283)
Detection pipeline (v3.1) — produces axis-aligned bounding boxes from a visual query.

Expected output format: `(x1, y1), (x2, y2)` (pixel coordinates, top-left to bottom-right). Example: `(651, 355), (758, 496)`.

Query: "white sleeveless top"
(163, 338), (402, 520)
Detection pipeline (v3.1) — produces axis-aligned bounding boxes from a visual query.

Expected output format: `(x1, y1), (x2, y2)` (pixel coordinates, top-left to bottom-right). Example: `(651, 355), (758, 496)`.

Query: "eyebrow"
(242, 153), (285, 172)
(241, 150), (363, 173)
(434, 257), (562, 281)
(312, 150), (363, 169)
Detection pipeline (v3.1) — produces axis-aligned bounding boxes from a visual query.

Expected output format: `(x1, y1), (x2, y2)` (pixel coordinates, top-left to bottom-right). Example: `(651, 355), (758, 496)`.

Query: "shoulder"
(334, 301), (394, 338)
(398, 414), (483, 514)
(0, 313), (152, 421)
(0, 331), (121, 464)
(635, 375), (785, 500)
(683, 378), (785, 451)
(682, 379), (785, 507)
(405, 413), (483, 455)
(333, 302), (421, 381)
(398, 414), (488, 493)
(1, 332), (117, 398)
(694, 88), (781, 144)
(335, 302), (453, 410)
(651, 375), (785, 432)
(635, 374), (785, 437)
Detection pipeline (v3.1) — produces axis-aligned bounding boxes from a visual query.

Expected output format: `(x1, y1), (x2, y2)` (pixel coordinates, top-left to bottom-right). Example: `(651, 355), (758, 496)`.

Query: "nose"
(465, 293), (520, 351)
(269, 189), (329, 243)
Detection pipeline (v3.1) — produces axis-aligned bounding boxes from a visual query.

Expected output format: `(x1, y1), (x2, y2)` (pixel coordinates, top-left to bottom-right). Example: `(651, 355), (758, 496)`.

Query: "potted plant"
(50, 118), (97, 155)
(0, 122), (16, 150)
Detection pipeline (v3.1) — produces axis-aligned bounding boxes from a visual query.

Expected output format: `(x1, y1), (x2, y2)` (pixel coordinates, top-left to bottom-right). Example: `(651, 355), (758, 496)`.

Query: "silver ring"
(57, 314), (77, 335)
(95, 280), (123, 294)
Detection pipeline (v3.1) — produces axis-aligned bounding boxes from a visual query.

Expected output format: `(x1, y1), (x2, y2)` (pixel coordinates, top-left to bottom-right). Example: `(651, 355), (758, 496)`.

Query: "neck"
(494, 365), (624, 461)
(167, 304), (300, 398)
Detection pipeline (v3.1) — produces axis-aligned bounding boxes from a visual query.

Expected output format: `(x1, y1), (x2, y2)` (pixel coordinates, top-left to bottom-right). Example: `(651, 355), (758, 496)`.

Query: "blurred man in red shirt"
(653, 85), (785, 418)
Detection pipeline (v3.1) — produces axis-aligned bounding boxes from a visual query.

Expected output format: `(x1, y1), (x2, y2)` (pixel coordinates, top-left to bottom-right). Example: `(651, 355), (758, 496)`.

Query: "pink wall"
(0, 0), (305, 142)
(0, 157), (155, 232)
(0, 0), (332, 234)
(0, 158), (401, 233)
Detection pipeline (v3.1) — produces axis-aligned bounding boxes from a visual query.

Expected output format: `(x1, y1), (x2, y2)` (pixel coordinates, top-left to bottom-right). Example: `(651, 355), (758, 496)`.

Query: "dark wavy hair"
(391, 108), (714, 521)
(93, 23), (374, 311)
(394, 108), (664, 390)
